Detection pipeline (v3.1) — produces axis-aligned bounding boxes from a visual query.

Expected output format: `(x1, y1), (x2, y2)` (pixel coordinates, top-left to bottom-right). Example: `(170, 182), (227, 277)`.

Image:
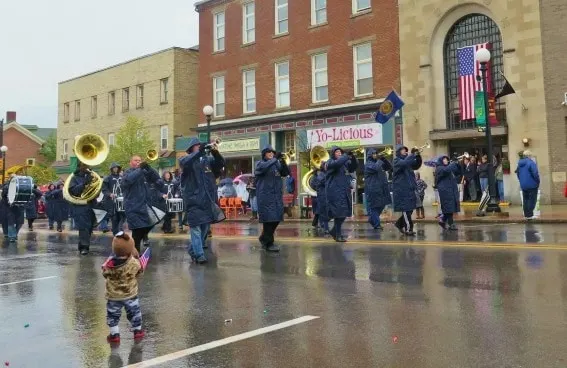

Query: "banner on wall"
(306, 123), (383, 148)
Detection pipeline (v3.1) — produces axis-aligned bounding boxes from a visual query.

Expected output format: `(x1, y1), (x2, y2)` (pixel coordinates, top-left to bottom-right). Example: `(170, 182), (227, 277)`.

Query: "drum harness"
(112, 179), (124, 212)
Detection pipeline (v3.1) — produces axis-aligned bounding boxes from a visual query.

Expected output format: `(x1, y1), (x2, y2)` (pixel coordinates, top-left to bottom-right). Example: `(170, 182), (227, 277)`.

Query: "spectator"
(515, 150), (540, 219)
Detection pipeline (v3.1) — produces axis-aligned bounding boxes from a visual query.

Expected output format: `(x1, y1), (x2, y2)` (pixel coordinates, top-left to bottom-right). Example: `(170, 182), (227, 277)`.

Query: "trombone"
(146, 149), (159, 161)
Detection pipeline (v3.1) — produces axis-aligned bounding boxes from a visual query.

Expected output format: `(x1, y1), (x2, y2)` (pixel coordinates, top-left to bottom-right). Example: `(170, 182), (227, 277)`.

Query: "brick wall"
(197, 0), (400, 123)
(2, 128), (43, 168)
(540, 0), (567, 203)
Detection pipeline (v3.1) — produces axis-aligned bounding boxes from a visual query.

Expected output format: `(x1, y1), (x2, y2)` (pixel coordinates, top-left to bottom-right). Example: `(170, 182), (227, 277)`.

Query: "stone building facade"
(56, 47), (199, 172)
(398, 0), (567, 204)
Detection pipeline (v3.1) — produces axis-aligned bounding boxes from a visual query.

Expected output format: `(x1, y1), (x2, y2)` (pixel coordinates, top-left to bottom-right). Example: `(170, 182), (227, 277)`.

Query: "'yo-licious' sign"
(306, 123), (383, 148)
(218, 138), (260, 153)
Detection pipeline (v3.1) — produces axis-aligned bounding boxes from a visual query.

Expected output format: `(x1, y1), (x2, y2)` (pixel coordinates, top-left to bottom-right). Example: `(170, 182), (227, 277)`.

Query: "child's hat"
(112, 231), (135, 257)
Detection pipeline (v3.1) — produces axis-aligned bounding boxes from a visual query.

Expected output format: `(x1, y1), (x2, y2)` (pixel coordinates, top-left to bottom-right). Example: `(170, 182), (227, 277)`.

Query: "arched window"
(443, 14), (506, 130)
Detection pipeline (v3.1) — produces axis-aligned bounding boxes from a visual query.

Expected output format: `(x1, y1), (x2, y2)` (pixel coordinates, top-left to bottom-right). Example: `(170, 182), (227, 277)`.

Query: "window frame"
(352, 0), (371, 14)
(122, 88), (130, 112)
(242, 2), (255, 44)
(108, 91), (116, 115)
(160, 125), (168, 150)
(311, 0), (327, 26)
(63, 103), (70, 122)
(108, 133), (115, 146)
(213, 75), (226, 118)
(91, 96), (97, 118)
(63, 140), (68, 155)
(74, 100), (81, 121)
(160, 78), (169, 104)
(242, 69), (257, 114)
(275, 61), (291, 108)
(353, 42), (373, 97)
(275, 0), (289, 35)
(213, 11), (226, 52)
(312, 53), (329, 103)
(136, 84), (144, 109)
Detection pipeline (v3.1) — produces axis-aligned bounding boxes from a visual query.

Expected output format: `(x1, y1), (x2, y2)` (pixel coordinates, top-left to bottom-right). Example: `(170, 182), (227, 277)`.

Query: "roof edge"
(59, 47), (198, 84)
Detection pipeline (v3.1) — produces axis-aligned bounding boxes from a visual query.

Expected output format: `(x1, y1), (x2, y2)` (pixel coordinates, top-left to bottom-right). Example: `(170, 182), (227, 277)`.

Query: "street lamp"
(202, 105), (214, 143)
(475, 48), (501, 213)
(1, 145), (7, 186)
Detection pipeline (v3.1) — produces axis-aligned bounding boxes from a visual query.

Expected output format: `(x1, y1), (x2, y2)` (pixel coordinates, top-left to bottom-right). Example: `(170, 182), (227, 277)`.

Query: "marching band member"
(325, 146), (358, 242)
(203, 140), (225, 241)
(102, 162), (125, 235)
(174, 168), (186, 231)
(44, 181), (67, 232)
(309, 168), (321, 229)
(314, 165), (330, 234)
(255, 144), (290, 252)
(392, 145), (421, 236)
(159, 171), (178, 234)
(24, 185), (44, 231)
(121, 154), (162, 253)
(179, 138), (219, 264)
(435, 155), (462, 230)
(1, 175), (25, 242)
(68, 162), (99, 255)
(364, 148), (392, 230)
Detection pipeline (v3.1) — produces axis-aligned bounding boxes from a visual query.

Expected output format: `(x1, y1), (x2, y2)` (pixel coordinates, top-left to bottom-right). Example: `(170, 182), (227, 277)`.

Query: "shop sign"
(219, 138), (260, 153)
(306, 123), (382, 148)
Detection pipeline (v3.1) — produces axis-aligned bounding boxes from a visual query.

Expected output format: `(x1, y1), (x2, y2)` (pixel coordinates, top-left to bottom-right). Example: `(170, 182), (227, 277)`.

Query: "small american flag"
(457, 43), (492, 120)
(139, 247), (151, 270)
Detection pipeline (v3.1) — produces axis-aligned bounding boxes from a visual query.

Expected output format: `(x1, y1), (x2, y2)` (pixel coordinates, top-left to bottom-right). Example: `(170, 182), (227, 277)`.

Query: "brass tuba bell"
(63, 134), (109, 205)
(146, 149), (159, 161)
(302, 145), (330, 196)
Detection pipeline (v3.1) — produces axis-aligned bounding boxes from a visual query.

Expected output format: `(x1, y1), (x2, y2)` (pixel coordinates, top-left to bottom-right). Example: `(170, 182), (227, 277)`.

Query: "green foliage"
(27, 164), (58, 185)
(39, 132), (57, 164)
(102, 116), (158, 170)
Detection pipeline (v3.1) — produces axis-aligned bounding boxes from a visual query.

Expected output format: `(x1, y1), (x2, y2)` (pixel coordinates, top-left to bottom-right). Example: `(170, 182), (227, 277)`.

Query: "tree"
(102, 116), (158, 170)
(39, 132), (57, 164)
(27, 164), (58, 185)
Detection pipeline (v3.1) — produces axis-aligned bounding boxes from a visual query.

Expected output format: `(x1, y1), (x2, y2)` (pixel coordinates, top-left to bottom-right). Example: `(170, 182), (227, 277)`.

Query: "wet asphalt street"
(2, 221), (567, 367)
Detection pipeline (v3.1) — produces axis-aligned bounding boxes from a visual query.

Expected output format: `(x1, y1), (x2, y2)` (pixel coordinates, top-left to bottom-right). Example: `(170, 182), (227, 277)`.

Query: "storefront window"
(284, 131), (296, 155)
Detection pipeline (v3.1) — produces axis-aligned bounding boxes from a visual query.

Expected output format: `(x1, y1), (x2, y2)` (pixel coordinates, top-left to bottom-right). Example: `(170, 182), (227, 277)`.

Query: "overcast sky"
(0, 0), (199, 128)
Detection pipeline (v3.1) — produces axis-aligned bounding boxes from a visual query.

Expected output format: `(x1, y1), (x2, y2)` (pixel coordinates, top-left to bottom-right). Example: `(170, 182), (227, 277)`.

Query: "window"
(74, 100), (81, 121)
(444, 14), (506, 130)
(62, 140), (68, 157)
(275, 61), (290, 108)
(136, 85), (144, 108)
(353, 43), (373, 96)
(214, 11), (225, 52)
(108, 133), (115, 146)
(63, 103), (70, 122)
(160, 78), (169, 103)
(26, 158), (36, 166)
(352, 0), (371, 13)
(160, 125), (168, 150)
(311, 0), (327, 25)
(213, 76), (225, 117)
(122, 88), (130, 112)
(243, 69), (256, 113)
(284, 131), (296, 155)
(243, 2), (255, 44)
(312, 53), (328, 103)
(108, 91), (116, 115)
(275, 0), (288, 35)
(91, 96), (97, 118)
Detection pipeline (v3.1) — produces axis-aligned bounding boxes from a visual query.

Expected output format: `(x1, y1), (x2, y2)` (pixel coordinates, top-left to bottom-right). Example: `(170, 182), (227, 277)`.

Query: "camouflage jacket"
(102, 256), (143, 301)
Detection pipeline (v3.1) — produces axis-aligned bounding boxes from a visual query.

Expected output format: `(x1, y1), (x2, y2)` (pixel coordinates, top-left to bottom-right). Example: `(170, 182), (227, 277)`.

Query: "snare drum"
(167, 198), (184, 213)
(8, 176), (34, 205)
(115, 197), (125, 212)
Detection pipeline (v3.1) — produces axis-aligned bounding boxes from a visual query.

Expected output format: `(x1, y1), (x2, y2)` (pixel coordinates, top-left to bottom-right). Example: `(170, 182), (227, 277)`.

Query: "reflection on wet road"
(1, 222), (567, 367)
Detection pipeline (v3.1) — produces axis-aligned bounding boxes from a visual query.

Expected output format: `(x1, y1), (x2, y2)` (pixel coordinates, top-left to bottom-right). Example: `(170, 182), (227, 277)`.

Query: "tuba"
(302, 146), (329, 196)
(63, 134), (109, 205)
(146, 149), (159, 161)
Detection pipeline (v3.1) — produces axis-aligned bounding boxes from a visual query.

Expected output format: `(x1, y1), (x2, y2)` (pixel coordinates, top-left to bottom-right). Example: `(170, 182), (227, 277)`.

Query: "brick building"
(1, 121), (51, 176)
(194, 0), (400, 203)
(398, 0), (567, 204)
(55, 47), (199, 175)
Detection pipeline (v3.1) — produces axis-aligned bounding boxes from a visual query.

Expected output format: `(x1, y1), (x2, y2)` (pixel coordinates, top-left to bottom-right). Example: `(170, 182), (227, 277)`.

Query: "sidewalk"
(226, 204), (567, 224)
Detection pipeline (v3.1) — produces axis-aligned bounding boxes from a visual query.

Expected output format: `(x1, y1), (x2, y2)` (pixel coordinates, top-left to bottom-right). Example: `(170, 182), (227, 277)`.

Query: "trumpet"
(377, 146), (394, 157)
(146, 149), (159, 161)
(348, 147), (365, 156)
(456, 152), (470, 160)
(280, 149), (295, 165)
(414, 141), (431, 153)
(205, 136), (222, 151)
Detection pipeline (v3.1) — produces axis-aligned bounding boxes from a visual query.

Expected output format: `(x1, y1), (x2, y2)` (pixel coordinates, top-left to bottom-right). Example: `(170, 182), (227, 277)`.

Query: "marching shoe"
(405, 231), (416, 236)
(438, 221), (447, 230)
(265, 244), (280, 252)
(107, 333), (120, 343)
(133, 330), (145, 340)
(80, 250), (89, 255)
(448, 224), (458, 231)
(195, 256), (208, 264)
(395, 223), (406, 235)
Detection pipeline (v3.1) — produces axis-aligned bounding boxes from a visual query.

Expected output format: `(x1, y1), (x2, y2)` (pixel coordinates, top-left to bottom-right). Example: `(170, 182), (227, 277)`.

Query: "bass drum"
(8, 176), (34, 205)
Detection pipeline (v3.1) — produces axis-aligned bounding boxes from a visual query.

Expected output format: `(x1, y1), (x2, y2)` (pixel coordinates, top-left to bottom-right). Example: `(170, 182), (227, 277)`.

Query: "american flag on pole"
(139, 247), (151, 270)
(457, 43), (492, 120)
